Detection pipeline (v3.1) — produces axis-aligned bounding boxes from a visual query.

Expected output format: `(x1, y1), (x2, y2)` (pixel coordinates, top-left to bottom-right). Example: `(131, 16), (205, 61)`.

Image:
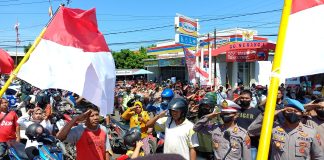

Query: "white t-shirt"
(155, 117), (199, 160)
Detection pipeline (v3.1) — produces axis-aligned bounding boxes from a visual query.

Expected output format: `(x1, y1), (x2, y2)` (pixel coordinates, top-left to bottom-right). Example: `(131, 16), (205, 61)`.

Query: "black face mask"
(283, 112), (301, 124)
(198, 107), (212, 118)
(315, 109), (324, 118)
(221, 114), (235, 123)
(240, 101), (250, 108)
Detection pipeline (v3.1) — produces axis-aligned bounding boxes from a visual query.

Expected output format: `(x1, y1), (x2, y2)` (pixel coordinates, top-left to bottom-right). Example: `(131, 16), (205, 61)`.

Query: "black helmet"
(36, 92), (50, 108)
(123, 128), (141, 149)
(168, 98), (188, 118)
(25, 123), (44, 140)
(198, 93), (217, 118)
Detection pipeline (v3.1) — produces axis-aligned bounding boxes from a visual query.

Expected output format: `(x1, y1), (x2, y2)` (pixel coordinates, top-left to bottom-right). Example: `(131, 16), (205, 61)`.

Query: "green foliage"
(24, 43), (32, 53)
(112, 46), (155, 69)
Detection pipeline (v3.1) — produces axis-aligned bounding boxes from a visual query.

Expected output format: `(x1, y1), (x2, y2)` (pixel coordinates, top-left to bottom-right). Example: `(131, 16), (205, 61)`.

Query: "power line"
(0, 0), (20, 3)
(0, 0), (60, 7)
(200, 9), (282, 22)
(104, 9), (281, 35)
(1, 33), (278, 49)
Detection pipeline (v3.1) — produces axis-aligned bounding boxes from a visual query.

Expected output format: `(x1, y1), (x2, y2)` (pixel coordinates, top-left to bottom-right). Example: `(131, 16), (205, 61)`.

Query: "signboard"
(159, 58), (185, 67)
(116, 70), (133, 76)
(226, 49), (268, 62)
(143, 60), (158, 67)
(242, 31), (254, 41)
(175, 15), (198, 37)
(175, 34), (197, 46)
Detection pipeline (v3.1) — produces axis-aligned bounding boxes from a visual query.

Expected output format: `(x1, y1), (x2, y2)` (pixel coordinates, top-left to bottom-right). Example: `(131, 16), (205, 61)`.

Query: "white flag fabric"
(195, 66), (209, 85)
(281, 0), (324, 78)
(18, 7), (116, 115)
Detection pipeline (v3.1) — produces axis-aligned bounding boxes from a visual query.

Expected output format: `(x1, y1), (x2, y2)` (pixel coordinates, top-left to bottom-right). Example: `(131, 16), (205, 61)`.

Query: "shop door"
(238, 62), (251, 87)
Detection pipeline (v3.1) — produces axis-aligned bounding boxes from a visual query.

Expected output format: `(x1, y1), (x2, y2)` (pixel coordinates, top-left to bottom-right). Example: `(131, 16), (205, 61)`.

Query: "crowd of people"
(0, 75), (324, 160)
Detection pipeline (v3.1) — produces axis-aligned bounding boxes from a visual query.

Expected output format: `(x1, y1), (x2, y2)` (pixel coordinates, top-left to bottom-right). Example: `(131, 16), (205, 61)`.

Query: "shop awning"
(195, 41), (276, 62)
(134, 69), (153, 75)
(116, 69), (153, 76)
(195, 42), (276, 57)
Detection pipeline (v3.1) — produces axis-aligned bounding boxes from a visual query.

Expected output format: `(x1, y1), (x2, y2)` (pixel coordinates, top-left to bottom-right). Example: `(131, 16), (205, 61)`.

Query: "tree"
(24, 43), (32, 53)
(112, 46), (154, 69)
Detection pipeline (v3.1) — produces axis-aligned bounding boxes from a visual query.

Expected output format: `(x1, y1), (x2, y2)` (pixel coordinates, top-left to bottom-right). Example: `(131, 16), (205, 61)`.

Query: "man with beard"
(304, 98), (324, 152)
(248, 98), (324, 160)
(193, 100), (251, 160)
(235, 90), (262, 159)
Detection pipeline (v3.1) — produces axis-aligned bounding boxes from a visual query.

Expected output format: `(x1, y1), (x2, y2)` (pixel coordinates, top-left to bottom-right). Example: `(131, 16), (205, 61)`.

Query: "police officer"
(248, 98), (324, 160)
(194, 100), (251, 160)
(195, 92), (219, 160)
(304, 98), (324, 152)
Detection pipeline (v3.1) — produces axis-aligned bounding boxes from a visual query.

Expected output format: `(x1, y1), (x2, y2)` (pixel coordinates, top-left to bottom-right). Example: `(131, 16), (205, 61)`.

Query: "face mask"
(221, 114), (235, 123)
(283, 112), (301, 124)
(198, 107), (212, 118)
(315, 109), (324, 118)
(240, 101), (250, 108)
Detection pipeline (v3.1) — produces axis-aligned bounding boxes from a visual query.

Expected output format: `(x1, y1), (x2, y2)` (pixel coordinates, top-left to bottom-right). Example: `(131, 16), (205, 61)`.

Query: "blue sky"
(0, 0), (283, 52)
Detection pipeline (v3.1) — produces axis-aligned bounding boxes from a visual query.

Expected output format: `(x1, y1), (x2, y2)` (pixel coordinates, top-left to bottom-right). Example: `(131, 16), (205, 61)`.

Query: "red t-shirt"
(0, 111), (18, 142)
(76, 127), (107, 160)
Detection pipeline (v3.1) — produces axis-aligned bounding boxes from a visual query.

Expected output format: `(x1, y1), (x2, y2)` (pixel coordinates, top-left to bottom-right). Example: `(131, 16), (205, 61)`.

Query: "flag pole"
(256, 0), (292, 160)
(0, 6), (62, 98)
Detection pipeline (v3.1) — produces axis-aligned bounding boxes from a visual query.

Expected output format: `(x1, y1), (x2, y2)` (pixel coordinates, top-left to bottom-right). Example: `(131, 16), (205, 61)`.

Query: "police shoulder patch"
(245, 136), (251, 148)
(316, 134), (322, 146)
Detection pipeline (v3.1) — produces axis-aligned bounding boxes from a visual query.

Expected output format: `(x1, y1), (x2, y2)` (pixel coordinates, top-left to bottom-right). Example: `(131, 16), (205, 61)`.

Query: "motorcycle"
(7, 129), (63, 160)
(108, 118), (157, 154)
(52, 106), (81, 160)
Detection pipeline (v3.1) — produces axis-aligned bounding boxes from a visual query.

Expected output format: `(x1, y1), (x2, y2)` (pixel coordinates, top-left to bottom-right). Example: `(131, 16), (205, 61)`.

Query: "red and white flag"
(195, 66), (209, 85)
(281, 0), (324, 78)
(0, 49), (14, 74)
(18, 7), (116, 115)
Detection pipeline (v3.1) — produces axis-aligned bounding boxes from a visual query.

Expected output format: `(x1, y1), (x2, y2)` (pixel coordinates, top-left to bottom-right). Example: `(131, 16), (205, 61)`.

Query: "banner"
(183, 47), (196, 83)
(226, 48), (268, 62)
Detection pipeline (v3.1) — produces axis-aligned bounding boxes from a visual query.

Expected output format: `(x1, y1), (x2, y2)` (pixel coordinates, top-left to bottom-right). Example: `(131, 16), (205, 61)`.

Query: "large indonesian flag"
(281, 0), (324, 78)
(18, 7), (116, 115)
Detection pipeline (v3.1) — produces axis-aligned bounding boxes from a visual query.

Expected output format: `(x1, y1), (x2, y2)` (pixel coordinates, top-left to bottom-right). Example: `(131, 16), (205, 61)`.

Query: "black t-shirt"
(237, 107), (262, 148)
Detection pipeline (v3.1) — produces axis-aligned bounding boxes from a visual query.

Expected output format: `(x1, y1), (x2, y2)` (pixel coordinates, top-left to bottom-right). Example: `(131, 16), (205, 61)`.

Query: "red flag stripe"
(195, 66), (208, 78)
(291, 0), (324, 14)
(43, 7), (109, 52)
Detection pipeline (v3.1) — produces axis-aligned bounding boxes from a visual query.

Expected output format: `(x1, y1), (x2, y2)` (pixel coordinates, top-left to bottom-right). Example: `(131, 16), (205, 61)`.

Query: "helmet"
(25, 123), (44, 140)
(35, 92), (50, 108)
(161, 88), (174, 99)
(168, 98), (188, 118)
(123, 128), (141, 148)
(198, 92), (218, 118)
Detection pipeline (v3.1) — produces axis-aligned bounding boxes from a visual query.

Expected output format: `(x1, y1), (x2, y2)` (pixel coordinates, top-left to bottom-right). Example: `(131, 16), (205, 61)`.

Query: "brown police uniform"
(194, 116), (251, 160)
(248, 114), (324, 160)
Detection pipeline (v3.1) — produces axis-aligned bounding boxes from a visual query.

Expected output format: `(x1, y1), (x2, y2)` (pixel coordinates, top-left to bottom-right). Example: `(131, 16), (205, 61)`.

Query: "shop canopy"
(195, 41), (276, 62)
(116, 69), (153, 76)
(0, 49), (14, 74)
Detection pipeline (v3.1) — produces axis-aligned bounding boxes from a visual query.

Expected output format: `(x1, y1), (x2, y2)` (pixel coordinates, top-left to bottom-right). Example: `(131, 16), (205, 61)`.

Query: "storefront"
(197, 41), (276, 87)
(144, 57), (186, 82)
(146, 28), (276, 87)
